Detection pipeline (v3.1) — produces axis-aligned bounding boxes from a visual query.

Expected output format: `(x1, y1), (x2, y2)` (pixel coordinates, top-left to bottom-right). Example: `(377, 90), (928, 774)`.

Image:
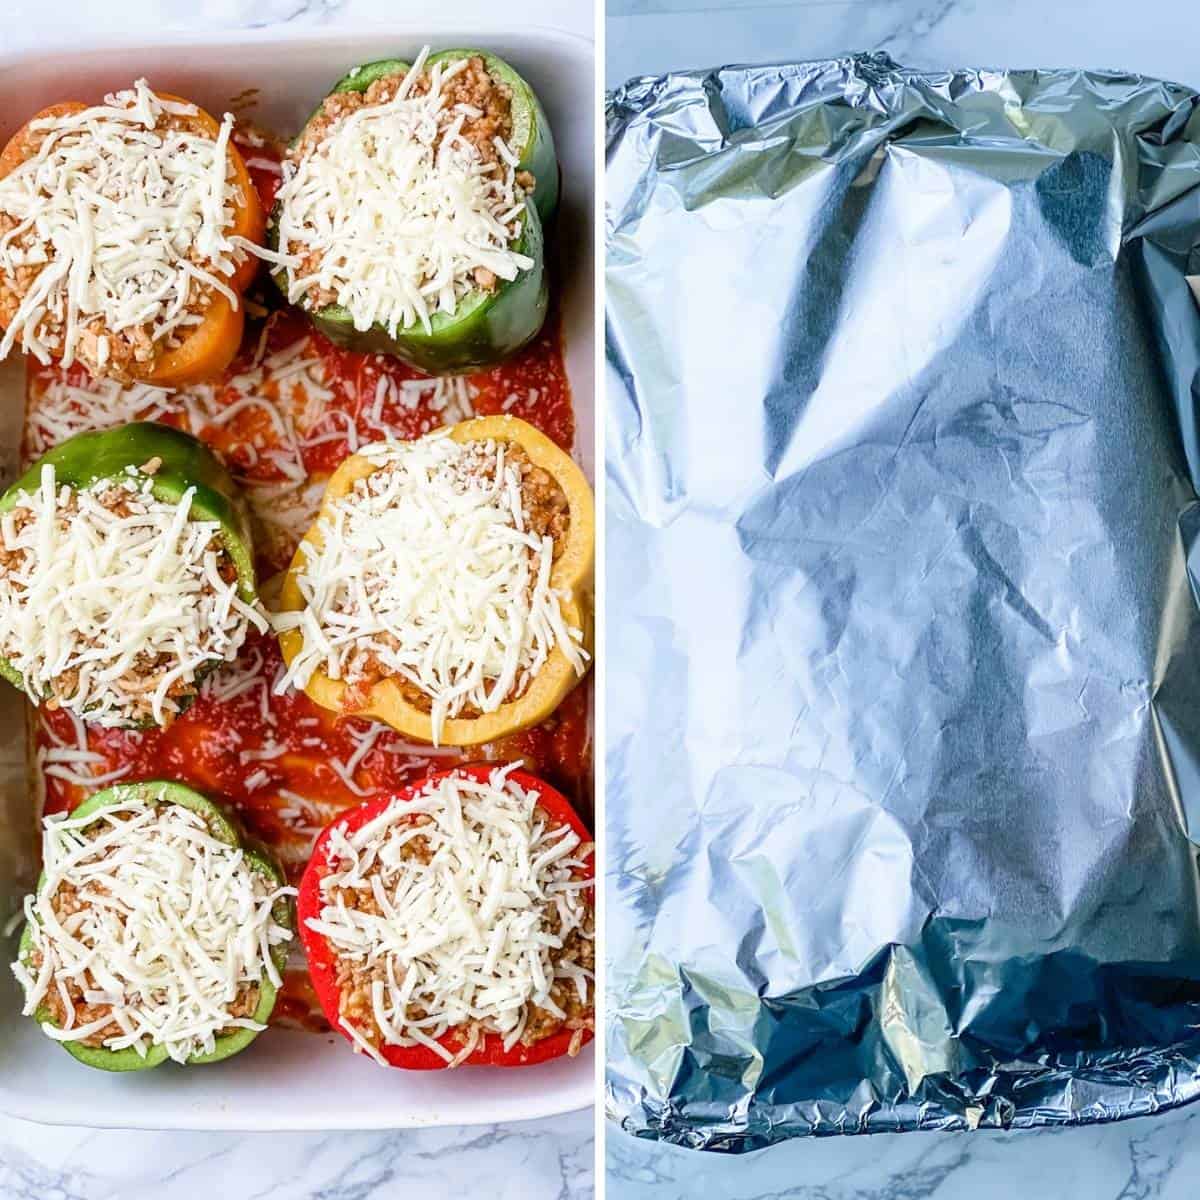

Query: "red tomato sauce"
(26, 131), (590, 1031)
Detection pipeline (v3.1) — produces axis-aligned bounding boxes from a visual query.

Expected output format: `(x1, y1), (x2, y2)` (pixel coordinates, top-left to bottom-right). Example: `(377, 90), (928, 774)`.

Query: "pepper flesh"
(297, 764), (594, 1069)
(16, 780), (293, 1072)
(273, 51), (554, 374)
(275, 415), (594, 746)
(0, 422), (259, 721)
(0, 90), (265, 386)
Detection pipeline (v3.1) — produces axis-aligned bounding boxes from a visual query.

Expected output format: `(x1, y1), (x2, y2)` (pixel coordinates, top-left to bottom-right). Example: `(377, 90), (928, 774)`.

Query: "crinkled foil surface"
(605, 54), (1200, 1150)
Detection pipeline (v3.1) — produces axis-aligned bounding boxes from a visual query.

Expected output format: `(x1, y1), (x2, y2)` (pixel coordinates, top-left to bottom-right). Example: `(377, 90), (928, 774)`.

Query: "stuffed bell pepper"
(298, 763), (593, 1068)
(11, 780), (294, 1072)
(0, 79), (265, 385)
(269, 46), (557, 374)
(273, 415), (593, 746)
(0, 422), (265, 728)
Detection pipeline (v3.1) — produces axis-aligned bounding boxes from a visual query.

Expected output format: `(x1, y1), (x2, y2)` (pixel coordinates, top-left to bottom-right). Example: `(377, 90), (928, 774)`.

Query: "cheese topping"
(24, 373), (185, 462)
(10, 789), (294, 1063)
(0, 79), (245, 374)
(0, 465), (266, 726)
(275, 47), (534, 337)
(306, 765), (592, 1065)
(272, 431), (586, 743)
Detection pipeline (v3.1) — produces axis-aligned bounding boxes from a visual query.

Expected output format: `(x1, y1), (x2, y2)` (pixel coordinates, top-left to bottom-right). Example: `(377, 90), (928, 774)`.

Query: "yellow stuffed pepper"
(275, 415), (594, 746)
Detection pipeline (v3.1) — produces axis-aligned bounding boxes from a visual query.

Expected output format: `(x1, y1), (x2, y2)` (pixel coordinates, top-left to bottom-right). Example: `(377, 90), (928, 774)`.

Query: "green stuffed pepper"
(271, 48), (556, 374)
(0, 422), (263, 728)
(12, 780), (294, 1072)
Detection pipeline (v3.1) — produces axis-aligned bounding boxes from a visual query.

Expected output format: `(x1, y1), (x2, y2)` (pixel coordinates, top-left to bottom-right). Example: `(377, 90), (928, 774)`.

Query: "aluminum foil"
(605, 53), (1200, 1150)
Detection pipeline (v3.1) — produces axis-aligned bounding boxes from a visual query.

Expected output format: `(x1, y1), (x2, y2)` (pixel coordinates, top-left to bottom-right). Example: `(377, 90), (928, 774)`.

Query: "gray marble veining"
(0, 1110), (594, 1200)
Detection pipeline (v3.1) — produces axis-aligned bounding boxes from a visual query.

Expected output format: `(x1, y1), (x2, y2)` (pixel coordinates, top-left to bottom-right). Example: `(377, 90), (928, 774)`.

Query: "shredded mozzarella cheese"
(0, 465), (267, 726)
(10, 788), (294, 1063)
(23, 375), (185, 461)
(307, 765), (592, 1063)
(0, 80), (247, 371)
(272, 432), (586, 743)
(275, 48), (533, 337)
(23, 341), (478, 568)
(387, 374), (475, 423)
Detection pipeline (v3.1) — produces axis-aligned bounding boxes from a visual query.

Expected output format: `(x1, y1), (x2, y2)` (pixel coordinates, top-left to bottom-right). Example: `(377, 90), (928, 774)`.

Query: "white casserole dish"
(0, 23), (595, 1131)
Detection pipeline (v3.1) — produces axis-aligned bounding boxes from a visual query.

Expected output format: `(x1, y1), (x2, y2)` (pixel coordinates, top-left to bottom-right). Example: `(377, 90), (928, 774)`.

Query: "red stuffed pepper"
(298, 763), (594, 1069)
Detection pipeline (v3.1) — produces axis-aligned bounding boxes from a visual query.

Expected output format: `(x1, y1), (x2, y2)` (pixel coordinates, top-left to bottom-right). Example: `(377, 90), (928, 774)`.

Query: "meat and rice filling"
(356, 439), (571, 716)
(37, 873), (261, 1047)
(293, 55), (524, 176)
(307, 767), (594, 1066)
(0, 466), (266, 726)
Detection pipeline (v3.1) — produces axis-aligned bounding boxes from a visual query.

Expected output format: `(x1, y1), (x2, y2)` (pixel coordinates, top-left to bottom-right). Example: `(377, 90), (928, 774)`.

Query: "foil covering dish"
(605, 53), (1200, 1150)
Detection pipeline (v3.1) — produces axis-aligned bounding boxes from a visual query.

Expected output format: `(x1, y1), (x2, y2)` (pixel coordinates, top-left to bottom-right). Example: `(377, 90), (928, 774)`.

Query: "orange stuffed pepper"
(0, 79), (264, 386)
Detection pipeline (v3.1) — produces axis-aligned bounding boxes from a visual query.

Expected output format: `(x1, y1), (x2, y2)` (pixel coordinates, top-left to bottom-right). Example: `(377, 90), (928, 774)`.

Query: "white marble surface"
(604, 0), (1200, 1196)
(0, 1), (595, 1197)
(1, 1110), (594, 1200)
(607, 0), (1200, 89)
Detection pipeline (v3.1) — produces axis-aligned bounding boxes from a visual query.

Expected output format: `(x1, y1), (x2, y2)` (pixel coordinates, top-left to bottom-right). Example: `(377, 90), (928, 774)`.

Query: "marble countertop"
(0, 2), (594, 1198)
(3, 1111), (594, 1200)
(607, 0), (1200, 90)
(606, 0), (1200, 1197)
